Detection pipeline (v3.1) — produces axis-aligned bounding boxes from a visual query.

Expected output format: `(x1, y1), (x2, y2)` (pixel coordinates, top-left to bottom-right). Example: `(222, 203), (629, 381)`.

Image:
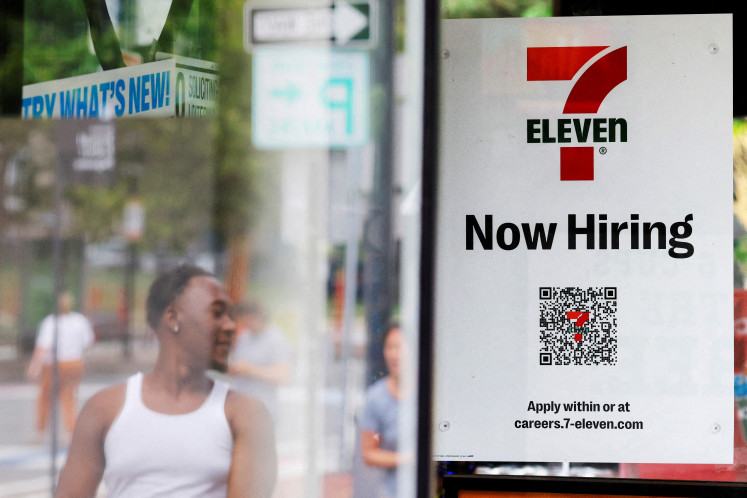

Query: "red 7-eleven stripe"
(567, 311), (589, 342)
(566, 311), (589, 327)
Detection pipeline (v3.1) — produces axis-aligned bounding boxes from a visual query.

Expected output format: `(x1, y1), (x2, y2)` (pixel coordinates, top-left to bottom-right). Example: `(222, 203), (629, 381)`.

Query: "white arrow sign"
(334, 2), (368, 44)
(247, 1), (372, 47)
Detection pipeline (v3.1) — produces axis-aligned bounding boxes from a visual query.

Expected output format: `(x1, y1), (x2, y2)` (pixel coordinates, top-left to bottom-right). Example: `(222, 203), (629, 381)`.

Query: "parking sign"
(252, 48), (369, 149)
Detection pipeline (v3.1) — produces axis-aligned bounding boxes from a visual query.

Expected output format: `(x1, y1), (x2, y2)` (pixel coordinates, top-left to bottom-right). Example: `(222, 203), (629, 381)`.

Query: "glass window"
(0, 0), (427, 496)
(434, 1), (746, 493)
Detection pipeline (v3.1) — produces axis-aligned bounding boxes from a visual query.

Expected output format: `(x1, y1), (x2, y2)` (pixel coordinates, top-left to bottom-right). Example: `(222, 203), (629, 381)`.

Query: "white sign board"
(252, 48), (369, 149)
(434, 15), (733, 463)
(22, 56), (218, 119)
(247, 1), (372, 46)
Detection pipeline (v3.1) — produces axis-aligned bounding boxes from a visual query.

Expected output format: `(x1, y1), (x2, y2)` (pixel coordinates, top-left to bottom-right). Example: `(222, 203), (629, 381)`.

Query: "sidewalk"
(0, 339), (158, 384)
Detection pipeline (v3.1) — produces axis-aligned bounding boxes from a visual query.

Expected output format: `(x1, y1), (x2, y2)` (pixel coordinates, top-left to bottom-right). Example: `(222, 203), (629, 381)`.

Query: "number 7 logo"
(566, 310), (589, 342)
(527, 46), (627, 181)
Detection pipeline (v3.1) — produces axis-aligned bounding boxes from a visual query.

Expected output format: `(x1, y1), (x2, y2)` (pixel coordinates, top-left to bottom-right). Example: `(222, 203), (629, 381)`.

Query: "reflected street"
(0, 329), (368, 497)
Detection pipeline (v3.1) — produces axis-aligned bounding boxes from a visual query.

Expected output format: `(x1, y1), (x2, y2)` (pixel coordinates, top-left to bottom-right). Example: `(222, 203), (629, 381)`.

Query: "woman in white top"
(55, 265), (276, 497)
(26, 291), (95, 440)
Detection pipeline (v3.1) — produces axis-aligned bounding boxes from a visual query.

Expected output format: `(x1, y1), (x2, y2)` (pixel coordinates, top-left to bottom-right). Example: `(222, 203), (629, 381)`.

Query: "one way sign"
(245, 1), (376, 50)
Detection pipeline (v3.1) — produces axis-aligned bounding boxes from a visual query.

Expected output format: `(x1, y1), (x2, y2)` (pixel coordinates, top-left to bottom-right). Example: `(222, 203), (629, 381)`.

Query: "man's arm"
(81, 315), (96, 350)
(228, 361), (290, 385)
(55, 384), (124, 498)
(27, 317), (51, 380)
(228, 332), (292, 385)
(25, 347), (48, 381)
(360, 430), (401, 468)
(225, 391), (277, 498)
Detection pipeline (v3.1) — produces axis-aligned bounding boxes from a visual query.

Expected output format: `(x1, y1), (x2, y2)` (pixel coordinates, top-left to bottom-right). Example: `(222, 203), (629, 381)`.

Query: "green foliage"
(735, 119), (747, 137)
(18, 0), (259, 253)
(736, 236), (747, 266)
(23, 0), (219, 84)
(521, 2), (552, 17)
(25, 0), (88, 38)
(2, 125), (57, 226)
(123, 120), (215, 252)
(60, 120), (215, 252)
(213, 0), (261, 247)
(24, 0), (100, 84)
(442, 0), (552, 18)
(66, 183), (127, 242)
(395, 0), (406, 52)
(24, 33), (101, 85)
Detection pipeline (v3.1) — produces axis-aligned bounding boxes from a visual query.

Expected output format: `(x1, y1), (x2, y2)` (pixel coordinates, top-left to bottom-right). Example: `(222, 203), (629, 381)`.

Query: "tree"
(442, 0), (552, 18)
(213, 0), (265, 302)
(16, 0), (264, 304)
(23, 0), (100, 84)
(0, 121), (56, 261)
(61, 120), (215, 253)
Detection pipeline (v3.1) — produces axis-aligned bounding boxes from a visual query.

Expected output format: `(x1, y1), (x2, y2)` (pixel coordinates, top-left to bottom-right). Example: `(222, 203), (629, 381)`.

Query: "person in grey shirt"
(228, 300), (292, 421)
(359, 324), (413, 497)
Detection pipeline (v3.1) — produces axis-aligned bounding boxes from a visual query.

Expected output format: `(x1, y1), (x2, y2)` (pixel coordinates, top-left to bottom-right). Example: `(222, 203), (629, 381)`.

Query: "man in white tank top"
(55, 265), (276, 497)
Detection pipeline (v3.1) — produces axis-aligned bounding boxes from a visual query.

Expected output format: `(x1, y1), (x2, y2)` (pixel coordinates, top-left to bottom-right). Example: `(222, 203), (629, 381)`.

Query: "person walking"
(359, 324), (414, 498)
(228, 299), (292, 422)
(26, 291), (95, 442)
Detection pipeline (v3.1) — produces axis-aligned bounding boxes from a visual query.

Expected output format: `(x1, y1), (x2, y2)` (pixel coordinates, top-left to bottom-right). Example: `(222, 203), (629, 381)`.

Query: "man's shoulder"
(225, 388), (268, 414)
(224, 389), (274, 435)
(364, 378), (394, 405)
(86, 382), (126, 410)
(38, 314), (54, 329)
(68, 312), (92, 324)
(80, 381), (128, 428)
(369, 377), (389, 392)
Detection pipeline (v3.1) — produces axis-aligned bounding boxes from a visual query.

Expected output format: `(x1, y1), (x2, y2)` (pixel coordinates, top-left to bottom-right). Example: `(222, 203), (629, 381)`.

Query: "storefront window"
(0, 0), (427, 496)
(5, 0), (744, 495)
(434, 2), (747, 494)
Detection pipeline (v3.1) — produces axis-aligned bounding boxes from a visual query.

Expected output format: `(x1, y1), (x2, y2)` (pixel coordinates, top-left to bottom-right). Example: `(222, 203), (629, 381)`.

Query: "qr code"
(538, 287), (617, 366)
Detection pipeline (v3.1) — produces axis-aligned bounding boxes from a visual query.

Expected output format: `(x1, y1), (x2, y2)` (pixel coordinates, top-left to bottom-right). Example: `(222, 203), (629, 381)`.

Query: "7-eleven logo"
(566, 310), (589, 341)
(526, 46), (627, 181)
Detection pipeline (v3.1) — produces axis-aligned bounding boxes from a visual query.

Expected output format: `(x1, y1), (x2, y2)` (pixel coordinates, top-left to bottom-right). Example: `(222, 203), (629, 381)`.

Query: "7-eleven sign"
(527, 46), (627, 181)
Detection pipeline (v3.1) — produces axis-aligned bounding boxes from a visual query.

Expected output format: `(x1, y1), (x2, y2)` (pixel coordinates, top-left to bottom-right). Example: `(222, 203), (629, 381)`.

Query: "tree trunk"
(225, 234), (251, 304)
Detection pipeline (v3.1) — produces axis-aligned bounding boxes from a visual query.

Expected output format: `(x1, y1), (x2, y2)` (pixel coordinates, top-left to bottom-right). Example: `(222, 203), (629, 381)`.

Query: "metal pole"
(338, 146), (364, 467)
(302, 153), (328, 497)
(123, 174), (139, 359)
(363, 0), (396, 386)
(123, 240), (136, 359)
(416, 0), (440, 495)
(50, 130), (64, 493)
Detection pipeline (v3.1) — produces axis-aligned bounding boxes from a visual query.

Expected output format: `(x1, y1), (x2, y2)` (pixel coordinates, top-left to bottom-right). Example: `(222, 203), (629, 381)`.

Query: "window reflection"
(1, 0), (421, 495)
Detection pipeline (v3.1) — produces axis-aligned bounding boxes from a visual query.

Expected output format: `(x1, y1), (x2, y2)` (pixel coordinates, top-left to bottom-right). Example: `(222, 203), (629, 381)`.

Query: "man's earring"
(173, 325), (179, 334)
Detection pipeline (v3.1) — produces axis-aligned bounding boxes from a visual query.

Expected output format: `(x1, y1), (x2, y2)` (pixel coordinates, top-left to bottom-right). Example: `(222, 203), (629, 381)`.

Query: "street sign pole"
(362, 0), (394, 389)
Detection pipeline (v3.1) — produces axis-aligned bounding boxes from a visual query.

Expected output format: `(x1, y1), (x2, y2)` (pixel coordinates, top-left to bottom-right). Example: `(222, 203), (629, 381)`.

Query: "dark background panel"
(0, 0), (23, 116)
